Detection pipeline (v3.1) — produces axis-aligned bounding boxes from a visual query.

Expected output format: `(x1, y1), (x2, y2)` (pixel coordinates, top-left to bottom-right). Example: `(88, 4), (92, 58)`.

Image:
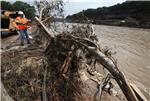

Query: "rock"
(1, 82), (14, 101)
(110, 88), (118, 96)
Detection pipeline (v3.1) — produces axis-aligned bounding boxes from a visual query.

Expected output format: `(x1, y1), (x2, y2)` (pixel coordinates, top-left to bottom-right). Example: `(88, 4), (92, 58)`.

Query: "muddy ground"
(1, 24), (150, 100)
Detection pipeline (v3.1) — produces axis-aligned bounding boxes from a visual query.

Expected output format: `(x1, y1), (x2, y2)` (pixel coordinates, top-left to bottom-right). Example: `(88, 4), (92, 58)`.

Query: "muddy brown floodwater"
(94, 25), (150, 99)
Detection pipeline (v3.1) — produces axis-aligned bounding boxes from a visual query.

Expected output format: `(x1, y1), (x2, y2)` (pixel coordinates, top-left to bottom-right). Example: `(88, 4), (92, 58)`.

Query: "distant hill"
(66, 1), (150, 28)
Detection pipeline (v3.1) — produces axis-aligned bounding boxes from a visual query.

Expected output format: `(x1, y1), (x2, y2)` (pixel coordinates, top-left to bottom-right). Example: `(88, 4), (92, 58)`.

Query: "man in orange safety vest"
(15, 11), (30, 45)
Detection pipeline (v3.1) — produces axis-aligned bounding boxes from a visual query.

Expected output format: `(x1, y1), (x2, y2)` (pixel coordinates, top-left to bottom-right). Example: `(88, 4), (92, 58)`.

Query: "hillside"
(66, 1), (150, 28)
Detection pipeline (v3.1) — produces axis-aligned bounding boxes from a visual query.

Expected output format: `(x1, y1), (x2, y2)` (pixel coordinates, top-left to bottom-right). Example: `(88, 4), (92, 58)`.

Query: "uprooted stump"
(1, 23), (127, 101)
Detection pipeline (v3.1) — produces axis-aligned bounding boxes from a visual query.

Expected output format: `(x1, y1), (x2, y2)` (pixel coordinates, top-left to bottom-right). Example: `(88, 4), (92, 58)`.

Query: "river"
(94, 25), (150, 99)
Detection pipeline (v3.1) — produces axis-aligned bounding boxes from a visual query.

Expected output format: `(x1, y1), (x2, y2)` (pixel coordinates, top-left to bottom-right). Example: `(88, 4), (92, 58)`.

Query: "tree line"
(1, 1), (36, 19)
(66, 1), (150, 21)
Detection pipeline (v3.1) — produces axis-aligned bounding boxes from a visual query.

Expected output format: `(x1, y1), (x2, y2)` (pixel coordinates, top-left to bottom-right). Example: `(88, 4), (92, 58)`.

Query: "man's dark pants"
(19, 30), (30, 44)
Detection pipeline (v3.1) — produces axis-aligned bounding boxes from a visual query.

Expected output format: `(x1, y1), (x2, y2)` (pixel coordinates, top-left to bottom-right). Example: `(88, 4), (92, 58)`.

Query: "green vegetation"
(1, 1), (36, 19)
(66, 1), (150, 28)
(67, 1), (150, 20)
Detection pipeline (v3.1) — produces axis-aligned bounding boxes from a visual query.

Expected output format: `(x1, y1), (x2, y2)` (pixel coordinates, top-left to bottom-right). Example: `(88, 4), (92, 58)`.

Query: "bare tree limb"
(76, 40), (139, 101)
(35, 16), (55, 38)
(42, 16), (53, 23)
(39, 6), (46, 20)
(42, 65), (47, 101)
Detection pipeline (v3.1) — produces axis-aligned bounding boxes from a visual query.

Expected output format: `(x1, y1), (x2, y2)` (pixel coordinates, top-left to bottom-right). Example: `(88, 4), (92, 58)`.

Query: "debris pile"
(1, 22), (125, 101)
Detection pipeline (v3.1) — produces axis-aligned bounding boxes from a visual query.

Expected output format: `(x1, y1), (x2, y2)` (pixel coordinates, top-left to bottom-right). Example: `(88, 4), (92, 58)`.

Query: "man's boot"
(21, 42), (24, 46)
(27, 39), (31, 44)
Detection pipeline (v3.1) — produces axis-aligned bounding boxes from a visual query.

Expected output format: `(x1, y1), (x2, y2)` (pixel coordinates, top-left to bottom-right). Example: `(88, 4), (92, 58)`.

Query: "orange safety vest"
(16, 17), (28, 30)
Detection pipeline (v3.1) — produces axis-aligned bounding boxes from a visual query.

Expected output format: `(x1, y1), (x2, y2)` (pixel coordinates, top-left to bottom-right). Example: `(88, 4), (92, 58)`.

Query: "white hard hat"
(18, 11), (24, 15)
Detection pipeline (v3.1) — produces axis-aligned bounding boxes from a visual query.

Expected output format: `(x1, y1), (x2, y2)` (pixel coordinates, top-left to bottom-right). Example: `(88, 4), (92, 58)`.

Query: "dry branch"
(42, 65), (47, 101)
(73, 37), (139, 101)
(35, 17), (55, 38)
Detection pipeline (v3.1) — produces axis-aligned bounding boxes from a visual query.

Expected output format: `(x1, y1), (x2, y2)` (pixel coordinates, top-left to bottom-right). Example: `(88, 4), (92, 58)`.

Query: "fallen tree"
(35, 15), (147, 101)
(1, 0), (148, 101)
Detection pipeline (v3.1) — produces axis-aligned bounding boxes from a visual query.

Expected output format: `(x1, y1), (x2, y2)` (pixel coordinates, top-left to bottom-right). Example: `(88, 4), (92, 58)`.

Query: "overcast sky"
(5, 0), (127, 16)
(63, 0), (126, 16)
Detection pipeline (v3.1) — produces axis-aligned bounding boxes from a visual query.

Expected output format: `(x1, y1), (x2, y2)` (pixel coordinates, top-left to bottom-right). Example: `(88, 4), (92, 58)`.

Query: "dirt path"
(94, 25), (150, 99)
(1, 26), (35, 49)
(1, 34), (19, 49)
